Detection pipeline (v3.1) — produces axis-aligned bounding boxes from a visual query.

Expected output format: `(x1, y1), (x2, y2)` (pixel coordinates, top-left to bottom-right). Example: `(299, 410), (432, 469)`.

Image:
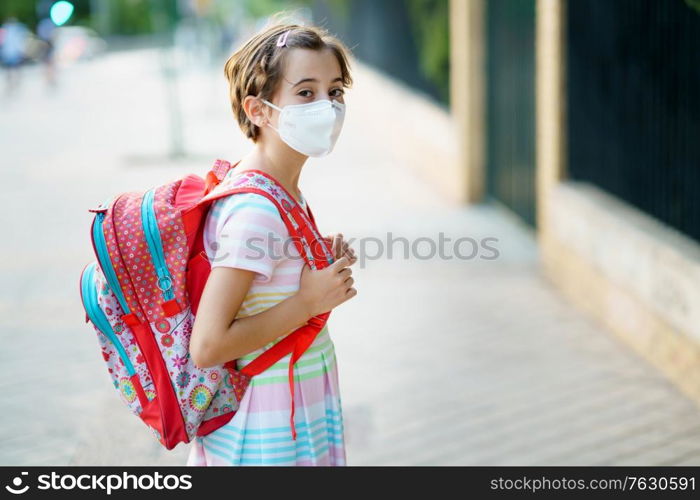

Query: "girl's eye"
(298, 88), (344, 98)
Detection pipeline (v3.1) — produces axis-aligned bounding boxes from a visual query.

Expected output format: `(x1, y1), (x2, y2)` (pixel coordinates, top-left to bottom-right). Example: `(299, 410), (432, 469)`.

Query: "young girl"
(186, 23), (358, 466)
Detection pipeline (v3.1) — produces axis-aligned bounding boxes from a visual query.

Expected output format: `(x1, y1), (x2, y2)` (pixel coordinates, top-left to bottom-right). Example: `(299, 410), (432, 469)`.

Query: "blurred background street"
(2, 0), (700, 466)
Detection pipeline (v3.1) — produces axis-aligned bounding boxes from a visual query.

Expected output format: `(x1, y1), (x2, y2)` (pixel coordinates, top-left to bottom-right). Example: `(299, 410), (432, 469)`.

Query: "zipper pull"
(156, 269), (172, 292)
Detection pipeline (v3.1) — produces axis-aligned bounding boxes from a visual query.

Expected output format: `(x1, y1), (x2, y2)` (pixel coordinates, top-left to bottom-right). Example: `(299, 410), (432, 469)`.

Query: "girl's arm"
(189, 255), (355, 369)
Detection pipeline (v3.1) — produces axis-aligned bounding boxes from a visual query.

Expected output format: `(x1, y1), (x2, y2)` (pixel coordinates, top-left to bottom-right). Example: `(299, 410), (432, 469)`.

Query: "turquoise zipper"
(80, 262), (136, 376)
(92, 212), (131, 314)
(140, 188), (175, 302)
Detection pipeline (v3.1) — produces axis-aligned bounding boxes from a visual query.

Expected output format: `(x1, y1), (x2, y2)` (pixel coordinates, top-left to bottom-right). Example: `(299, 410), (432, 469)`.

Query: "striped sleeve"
(203, 192), (287, 283)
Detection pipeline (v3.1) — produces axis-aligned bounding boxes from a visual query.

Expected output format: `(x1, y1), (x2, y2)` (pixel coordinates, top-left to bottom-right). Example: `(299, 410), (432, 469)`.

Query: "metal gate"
(567, 0), (700, 242)
(486, 0), (537, 227)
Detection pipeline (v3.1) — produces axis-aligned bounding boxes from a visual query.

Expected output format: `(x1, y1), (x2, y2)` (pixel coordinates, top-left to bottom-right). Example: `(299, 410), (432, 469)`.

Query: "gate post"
(450, 0), (486, 204)
(536, 0), (567, 243)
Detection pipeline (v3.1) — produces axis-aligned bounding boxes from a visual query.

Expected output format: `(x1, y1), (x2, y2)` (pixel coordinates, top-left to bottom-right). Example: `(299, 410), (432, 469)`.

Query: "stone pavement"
(1, 47), (700, 466)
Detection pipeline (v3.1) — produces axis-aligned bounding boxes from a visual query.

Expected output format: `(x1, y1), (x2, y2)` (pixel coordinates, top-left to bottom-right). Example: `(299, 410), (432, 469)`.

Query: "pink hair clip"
(276, 29), (291, 47)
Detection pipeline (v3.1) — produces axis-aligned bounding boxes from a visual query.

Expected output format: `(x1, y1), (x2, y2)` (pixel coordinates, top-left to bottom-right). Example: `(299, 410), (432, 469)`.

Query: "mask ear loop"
(262, 98), (282, 112)
(261, 98), (282, 132)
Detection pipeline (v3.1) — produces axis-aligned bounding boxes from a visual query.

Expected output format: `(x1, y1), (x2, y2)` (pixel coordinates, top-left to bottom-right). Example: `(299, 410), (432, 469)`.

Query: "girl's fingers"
(334, 233), (343, 259)
(341, 241), (356, 264)
(325, 233), (355, 262)
(331, 255), (350, 271)
(328, 234), (337, 257)
(344, 247), (356, 262)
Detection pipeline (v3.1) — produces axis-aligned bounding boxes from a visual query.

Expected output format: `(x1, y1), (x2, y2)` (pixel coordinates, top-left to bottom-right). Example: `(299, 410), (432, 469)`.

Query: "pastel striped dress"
(186, 184), (347, 466)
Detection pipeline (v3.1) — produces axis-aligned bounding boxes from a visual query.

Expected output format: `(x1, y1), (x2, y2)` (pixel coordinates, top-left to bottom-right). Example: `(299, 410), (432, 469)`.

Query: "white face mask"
(262, 98), (346, 157)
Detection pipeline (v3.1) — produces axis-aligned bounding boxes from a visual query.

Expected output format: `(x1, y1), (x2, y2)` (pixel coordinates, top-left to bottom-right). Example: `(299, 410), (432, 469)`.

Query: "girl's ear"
(243, 95), (270, 127)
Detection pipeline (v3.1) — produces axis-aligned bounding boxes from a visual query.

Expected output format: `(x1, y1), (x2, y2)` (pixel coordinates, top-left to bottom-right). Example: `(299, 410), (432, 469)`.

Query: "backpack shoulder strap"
(204, 158), (237, 194)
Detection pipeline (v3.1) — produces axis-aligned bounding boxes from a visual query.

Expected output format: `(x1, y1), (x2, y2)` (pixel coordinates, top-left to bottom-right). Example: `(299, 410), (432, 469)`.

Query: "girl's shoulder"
(208, 186), (307, 225)
(202, 192), (288, 273)
(205, 191), (292, 242)
(206, 190), (281, 226)
(210, 191), (281, 219)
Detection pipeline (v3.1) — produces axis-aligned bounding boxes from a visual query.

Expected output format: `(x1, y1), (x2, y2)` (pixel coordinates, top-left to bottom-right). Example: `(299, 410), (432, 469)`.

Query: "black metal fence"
(567, 0), (700, 242)
(309, 0), (448, 105)
(486, 0), (537, 227)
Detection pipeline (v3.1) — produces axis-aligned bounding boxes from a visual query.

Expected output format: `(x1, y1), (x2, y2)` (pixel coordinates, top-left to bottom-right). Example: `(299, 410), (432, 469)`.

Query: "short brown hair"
(224, 22), (354, 142)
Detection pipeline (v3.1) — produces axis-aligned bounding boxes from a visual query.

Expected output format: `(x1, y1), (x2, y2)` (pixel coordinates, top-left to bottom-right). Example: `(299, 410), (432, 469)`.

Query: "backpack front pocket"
(80, 262), (153, 412)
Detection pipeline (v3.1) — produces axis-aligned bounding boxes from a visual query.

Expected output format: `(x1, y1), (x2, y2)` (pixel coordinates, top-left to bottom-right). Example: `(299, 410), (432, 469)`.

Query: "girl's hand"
(324, 233), (357, 265)
(297, 255), (357, 318)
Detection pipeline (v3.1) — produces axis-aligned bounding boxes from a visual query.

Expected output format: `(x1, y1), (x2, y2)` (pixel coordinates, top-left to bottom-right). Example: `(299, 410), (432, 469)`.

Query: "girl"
(186, 22), (358, 466)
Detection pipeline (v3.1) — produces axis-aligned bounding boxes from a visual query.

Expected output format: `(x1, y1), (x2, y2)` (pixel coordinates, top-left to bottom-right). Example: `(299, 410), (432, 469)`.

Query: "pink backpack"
(79, 159), (335, 449)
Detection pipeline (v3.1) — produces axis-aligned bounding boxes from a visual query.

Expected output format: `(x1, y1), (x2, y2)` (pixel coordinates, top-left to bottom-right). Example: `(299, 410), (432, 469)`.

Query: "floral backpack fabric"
(79, 159), (335, 449)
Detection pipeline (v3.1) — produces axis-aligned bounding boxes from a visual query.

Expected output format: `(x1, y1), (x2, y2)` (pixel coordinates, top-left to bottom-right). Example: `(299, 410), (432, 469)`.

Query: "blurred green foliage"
(0, 0), (33, 23)
(112, 0), (154, 34)
(103, 0), (180, 35)
(686, 0), (700, 12)
(242, 0), (304, 20)
(0, 0), (91, 27)
(295, 0), (449, 103)
(405, 0), (450, 103)
(0, 0), (180, 35)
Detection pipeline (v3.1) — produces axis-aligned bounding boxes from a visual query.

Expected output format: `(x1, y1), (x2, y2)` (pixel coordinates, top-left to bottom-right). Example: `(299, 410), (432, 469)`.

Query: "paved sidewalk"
(2, 48), (700, 466)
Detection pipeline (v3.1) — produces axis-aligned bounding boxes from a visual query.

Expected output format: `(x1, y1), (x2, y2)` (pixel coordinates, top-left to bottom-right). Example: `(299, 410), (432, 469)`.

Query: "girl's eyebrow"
(291, 77), (343, 86)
